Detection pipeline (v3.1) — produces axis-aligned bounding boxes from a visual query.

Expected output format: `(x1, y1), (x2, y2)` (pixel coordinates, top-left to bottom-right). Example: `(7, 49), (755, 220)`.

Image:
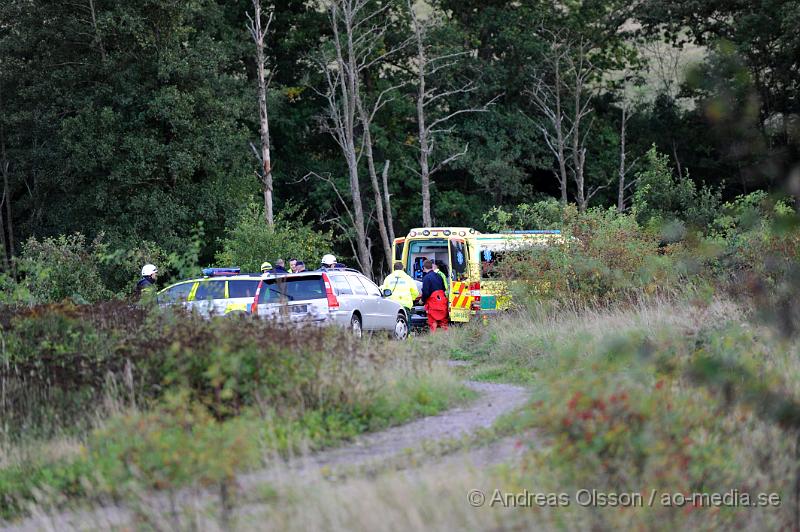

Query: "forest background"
(1, 0), (799, 288)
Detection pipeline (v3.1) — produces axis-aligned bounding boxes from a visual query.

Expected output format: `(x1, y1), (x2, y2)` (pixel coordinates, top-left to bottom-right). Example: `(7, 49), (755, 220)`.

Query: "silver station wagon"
(250, 269), (409, 339)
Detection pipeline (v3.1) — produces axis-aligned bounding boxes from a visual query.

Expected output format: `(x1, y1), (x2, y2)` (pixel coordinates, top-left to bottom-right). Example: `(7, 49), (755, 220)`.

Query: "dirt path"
(239, 380), (529, 487)
(3, 380), (530, 531)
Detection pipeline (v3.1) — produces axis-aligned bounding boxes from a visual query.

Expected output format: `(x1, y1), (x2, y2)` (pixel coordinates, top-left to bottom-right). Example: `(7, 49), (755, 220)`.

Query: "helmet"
(321, 254), (337, 267)
(141, 264), (158, 277)
(260, 261), (273, 272)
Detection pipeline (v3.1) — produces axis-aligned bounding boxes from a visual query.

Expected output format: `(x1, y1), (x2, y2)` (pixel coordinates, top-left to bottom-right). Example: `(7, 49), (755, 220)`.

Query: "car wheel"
(350, 314), (363, 338)
(392, 313), (409, 340)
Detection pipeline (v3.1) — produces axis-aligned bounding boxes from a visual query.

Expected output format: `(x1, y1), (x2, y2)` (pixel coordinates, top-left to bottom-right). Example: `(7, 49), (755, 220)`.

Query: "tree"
(528, 30), (599, 211)
(0, 0), (256, 258)
(636, 0), (800, 128)
(407, 0), (496, 227)
(315, 0), (407, 276)
(246, 0), (276, 227)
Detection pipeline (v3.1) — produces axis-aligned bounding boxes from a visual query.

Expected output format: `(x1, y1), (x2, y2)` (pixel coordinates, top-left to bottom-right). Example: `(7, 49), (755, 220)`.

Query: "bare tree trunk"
(529, 43), (568, 204)
(316, 1), (380, 276)
(572, 54), (587, 212)
(530, 30), (598, 209)
(381, 160), (395, 243)
(553, 59), (569, 204)
(87, 0), (107, 62)
(672, 139), (683, 180)
(357, 95), (392, 269)
(247, 0), (275, 227)
(0, 146), (8, 271)
(0, 82), (11, 268)
(408, 0), (494, 224)
(618, 105), (627, 212)
(415, 29), (432, 227)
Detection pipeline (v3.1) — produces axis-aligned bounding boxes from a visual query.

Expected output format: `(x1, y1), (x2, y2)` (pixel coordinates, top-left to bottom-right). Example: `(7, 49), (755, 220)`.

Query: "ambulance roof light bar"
(500, 230), (561, 235)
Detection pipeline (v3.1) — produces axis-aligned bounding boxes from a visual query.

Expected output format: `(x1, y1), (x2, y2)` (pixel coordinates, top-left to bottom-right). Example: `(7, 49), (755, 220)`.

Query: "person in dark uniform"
(135, 264), (158, 300)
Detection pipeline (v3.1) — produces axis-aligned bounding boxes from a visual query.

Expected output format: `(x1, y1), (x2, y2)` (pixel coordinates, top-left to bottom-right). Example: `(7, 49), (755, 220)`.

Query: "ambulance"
(393, 227), (563, 325)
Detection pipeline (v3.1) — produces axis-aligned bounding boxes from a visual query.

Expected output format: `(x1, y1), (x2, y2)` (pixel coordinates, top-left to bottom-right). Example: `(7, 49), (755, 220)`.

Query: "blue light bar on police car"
(500, 230), (561, 235)
(202, 267), (241, 277)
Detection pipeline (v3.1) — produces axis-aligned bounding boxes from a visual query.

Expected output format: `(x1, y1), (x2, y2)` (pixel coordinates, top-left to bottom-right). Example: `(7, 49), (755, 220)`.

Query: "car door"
(192, 280), (226, 316)
(366, 275), (398, 329)
(448, 237), (471, 323)
(343, 273), (372, 328)
(328, 273), (357, 314)
(355, 275), (393, 330)
(226, 279), (260, 313)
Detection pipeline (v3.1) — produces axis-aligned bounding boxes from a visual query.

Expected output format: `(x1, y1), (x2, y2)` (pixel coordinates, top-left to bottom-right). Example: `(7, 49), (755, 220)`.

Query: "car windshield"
(258, 276), (325, 303)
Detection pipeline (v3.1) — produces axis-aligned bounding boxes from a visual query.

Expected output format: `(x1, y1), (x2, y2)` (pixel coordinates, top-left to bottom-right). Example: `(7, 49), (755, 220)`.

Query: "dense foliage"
(1, 0), (797, 278)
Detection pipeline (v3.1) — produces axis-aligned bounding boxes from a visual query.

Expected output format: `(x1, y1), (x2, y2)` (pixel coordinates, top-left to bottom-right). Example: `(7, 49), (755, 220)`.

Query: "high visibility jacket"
(380, 270), (420, 309)
(436, 270), (449, 297)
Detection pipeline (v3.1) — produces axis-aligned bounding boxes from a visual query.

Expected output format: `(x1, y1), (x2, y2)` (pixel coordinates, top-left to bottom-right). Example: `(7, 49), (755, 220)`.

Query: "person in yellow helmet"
(260, 261), (273, 273)
(380, 261), (419, 311)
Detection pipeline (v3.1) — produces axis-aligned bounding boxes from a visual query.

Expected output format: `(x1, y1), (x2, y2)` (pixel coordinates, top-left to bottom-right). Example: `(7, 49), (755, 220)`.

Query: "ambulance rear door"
(448, 237), (471, 323)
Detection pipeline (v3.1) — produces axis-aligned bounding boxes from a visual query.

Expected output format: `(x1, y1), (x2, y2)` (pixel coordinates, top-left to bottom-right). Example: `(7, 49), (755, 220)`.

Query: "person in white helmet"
(135, 264), (158, 300)
(319, 253), (344, 269)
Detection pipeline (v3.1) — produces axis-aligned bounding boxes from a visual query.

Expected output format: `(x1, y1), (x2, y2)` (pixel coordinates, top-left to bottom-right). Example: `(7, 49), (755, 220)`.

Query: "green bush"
(216, 203), (333, 271)
(496, 205), (671, 303)
(1, 302), (394, 434)
(16, 233), (111, 304)
(91, 392), (259, 492)
(96, 238), (170, 296)
(483, 198), (564, 232)
(0, 302), (471, 520)
(632, 145), (721, 230)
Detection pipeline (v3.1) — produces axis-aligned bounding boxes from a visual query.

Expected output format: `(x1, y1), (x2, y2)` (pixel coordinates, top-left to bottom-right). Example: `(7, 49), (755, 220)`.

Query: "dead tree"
(529, 30), (599, 211)
(316, 0), (407, 277)
(0, 81), (11, 269)
(380, 160), (394, 243)
(246, 0), (275, 227)
(356, 84), (404, 270)
(408, 0), (496, 226)
(619, 103), (637, 211)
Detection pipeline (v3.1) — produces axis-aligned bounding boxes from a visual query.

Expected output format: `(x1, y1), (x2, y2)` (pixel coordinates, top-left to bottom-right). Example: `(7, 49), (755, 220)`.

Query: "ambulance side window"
(481, 249), (505, 279)
(450, 240), (468, 282)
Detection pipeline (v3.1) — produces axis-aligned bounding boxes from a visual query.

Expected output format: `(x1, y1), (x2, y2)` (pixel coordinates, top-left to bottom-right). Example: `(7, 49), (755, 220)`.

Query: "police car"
(158, 267), (262, 317)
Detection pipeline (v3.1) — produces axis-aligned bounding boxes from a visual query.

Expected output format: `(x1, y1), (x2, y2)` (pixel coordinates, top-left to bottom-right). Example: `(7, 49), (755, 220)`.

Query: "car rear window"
(258, 276), (326, 303)
(228, 279), (259, 298)
(194, 280), (226, 300)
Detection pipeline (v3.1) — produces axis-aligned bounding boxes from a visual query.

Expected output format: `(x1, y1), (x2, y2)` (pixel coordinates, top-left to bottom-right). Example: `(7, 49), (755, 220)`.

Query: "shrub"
(90, 392), (259, 492)
(96, 239), (170, 296)
(216, 203), (333, 271)
(483, 198), (564, 232)
(15, 233), (111, 304)
(0, 302), (386, 435)
(496, 205), (670, 303)
(632, 145), (721, 230)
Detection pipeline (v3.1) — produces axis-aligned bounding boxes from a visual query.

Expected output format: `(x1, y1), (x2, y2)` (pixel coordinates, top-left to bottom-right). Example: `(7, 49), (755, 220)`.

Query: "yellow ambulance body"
(393, 228), (563, 323)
